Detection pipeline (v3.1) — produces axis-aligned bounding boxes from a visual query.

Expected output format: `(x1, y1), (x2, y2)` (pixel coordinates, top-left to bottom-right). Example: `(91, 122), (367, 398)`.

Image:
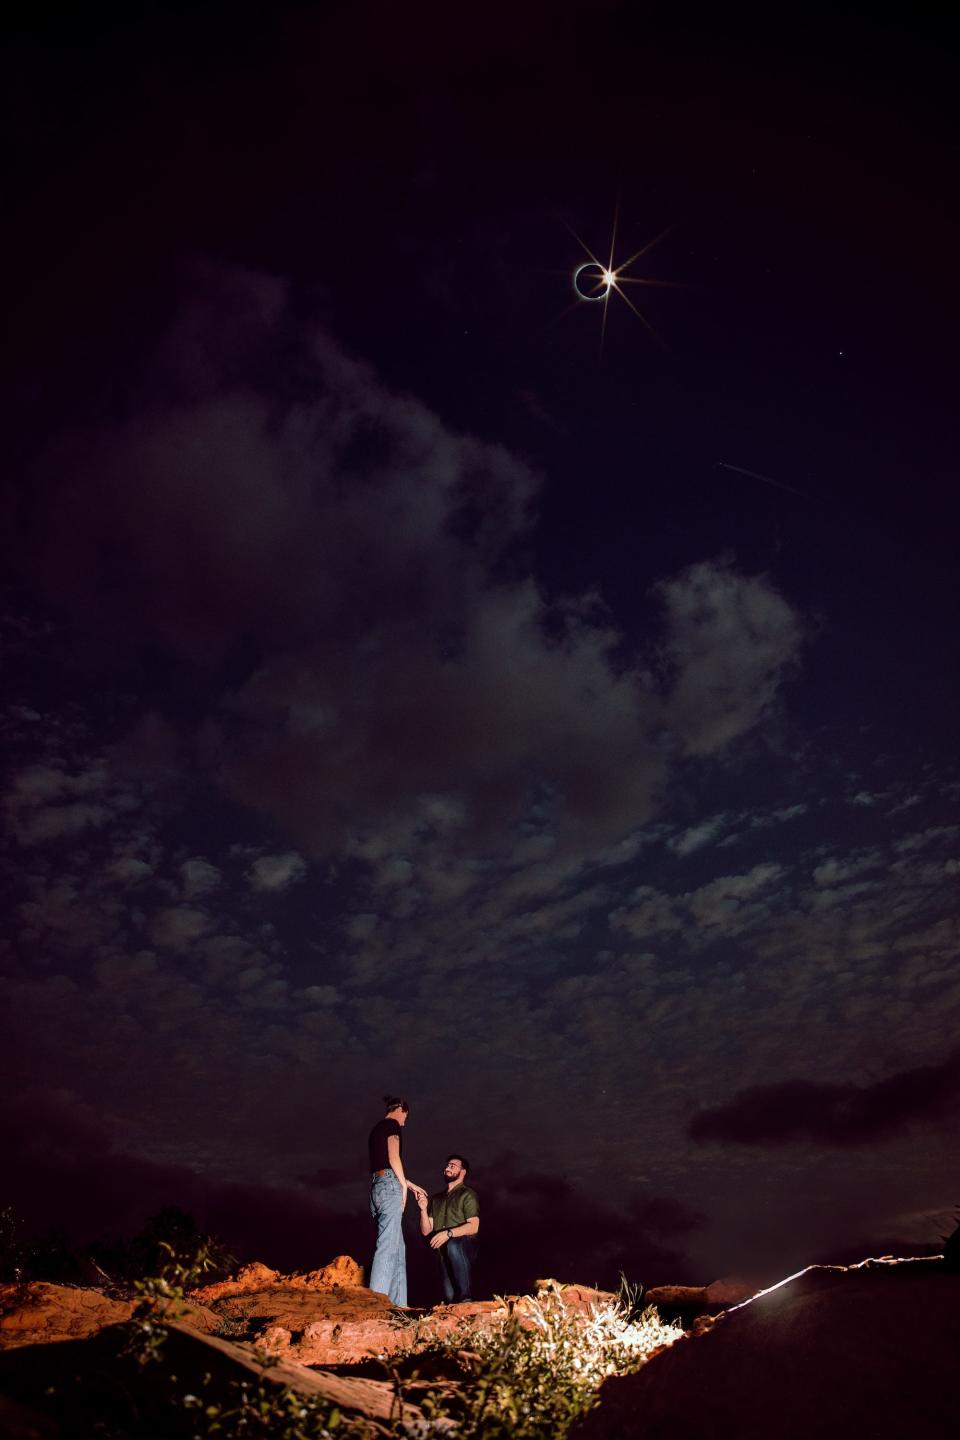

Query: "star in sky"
(568, 206), (680, 348)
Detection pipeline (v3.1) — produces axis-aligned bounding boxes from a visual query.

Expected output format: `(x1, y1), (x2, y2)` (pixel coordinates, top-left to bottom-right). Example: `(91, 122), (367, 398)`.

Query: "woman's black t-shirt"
(368, 1118), (402, 1172)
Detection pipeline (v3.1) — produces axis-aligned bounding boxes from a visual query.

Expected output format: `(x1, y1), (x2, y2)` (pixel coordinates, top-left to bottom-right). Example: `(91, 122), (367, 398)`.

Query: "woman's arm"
(386, 1132), (406, 1193)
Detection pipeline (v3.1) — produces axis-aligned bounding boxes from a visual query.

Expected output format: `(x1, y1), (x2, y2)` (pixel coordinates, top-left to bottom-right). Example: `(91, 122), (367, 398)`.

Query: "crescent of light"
(572, 262), (608, 301)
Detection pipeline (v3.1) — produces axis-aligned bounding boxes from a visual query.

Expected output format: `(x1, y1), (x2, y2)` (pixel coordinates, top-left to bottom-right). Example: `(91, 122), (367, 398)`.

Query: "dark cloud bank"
(689, 1050), (960, 1146)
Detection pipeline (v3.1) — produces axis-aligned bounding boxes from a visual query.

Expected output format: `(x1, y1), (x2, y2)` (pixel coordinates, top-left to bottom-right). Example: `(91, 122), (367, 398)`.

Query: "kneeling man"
(417, 1154), (480, 1303)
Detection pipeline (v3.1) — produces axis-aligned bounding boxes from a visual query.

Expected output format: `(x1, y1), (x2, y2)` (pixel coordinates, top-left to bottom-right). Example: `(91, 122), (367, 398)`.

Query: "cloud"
(16, 800), (113, 843)
(688, 1050), (960, 1146)
(4, 762), (129, 845)
(150, 906), (212, 950)
(248, 852), (308, 891)
(180, 857), (222, 897)
(610, 863), (785, 944)
(13, 266), (805, 867)
(811, 853), (881, 887)
(107, 856), (154, 885)
(656, 561), (805, 756)
(669, 813), (730, 856)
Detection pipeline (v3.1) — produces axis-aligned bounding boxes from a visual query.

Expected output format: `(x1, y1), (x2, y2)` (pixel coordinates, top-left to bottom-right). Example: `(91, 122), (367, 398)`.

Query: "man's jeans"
(438, 1236), (477, 1303)
(369, 1172), (406, 1307)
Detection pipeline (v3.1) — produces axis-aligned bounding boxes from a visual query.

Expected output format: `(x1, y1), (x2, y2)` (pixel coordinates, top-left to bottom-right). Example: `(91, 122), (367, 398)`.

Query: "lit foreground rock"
(0, 1259), (624, 1433)
(573, 1256), (960, 1440)
(187, 1266), (617, 1366)
(0, 1260), (615, 1366)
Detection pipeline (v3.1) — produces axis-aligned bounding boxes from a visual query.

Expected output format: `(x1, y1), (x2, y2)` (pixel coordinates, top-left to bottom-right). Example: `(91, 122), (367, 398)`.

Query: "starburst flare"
(568, 205), (679, 349)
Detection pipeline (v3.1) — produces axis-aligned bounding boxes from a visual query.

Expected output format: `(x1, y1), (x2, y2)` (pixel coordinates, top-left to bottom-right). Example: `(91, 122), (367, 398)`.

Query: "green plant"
(124, 1234), (231, 1367)
(421, 1282), (684, 1440)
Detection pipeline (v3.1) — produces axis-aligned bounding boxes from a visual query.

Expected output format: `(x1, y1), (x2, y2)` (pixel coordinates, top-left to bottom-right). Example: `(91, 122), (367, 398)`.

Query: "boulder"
(0, 1282), (219, 1351)
(205, 1280), (411, 1364)
(0, 1285), (134, 1348)
(297, 1255), (365, 1289)
(189, 1254), (363, 1305)
(188, 1261), (280, 1304)
(573, 1257), (960, 1440)
(643, 1285), (708, 1310)
(205, 1285), (504, 1365)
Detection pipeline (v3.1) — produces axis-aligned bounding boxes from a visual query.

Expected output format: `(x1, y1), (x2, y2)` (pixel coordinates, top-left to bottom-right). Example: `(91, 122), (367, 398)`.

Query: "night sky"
(3, 1), (958, 1302)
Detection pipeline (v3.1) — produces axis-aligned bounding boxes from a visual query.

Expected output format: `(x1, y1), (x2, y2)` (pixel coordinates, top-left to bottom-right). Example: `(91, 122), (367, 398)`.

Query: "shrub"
(125, 1232), (233, 1367)
(122, 1263), (681, 1438)
(419, 1281), (684, 1440)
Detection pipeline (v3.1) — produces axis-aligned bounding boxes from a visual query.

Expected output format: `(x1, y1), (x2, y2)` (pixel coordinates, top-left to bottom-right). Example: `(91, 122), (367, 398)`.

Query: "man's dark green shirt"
(429, 1184), (480, 1232)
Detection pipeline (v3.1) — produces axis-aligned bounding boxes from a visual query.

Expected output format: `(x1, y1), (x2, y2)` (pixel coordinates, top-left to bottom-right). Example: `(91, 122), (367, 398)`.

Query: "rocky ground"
(0, 1255), (650, 1366)
(1, 1252), (956, 1437)
(0, 1254), (659, 1436)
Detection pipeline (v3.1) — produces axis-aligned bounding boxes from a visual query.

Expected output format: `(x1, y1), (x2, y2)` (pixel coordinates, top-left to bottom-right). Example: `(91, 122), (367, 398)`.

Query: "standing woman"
(368, 1094), (425, 1306)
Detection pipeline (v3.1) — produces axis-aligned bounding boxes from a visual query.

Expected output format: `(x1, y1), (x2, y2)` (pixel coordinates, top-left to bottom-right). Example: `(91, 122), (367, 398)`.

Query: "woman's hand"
(410, 1183), (428, 1206)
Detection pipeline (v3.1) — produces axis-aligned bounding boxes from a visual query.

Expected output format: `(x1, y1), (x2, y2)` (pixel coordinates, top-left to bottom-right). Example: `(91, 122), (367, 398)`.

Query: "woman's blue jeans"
(369, 1171), (406, 1307)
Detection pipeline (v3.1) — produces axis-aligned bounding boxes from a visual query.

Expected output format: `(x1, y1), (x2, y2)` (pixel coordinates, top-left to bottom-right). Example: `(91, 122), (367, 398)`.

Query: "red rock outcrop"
(189, 1254), (363, 1305)
(206, 1280), (410, 1364)
(194, 1266), (647, 1365)
(574, 1257), (959, 1440)
(0, 1284), (135, 1350)
(0, 1257), (696, 1369)
(0, 1282), (219, 1351)
(189, 1261), (281, 1304)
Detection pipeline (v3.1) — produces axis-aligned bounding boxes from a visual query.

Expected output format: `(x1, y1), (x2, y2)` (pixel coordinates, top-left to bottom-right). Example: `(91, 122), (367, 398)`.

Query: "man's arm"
(428, 1195), (480, 1248)
(417, 1191), (434, 1236)
(428, 1215), (479, 1248)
